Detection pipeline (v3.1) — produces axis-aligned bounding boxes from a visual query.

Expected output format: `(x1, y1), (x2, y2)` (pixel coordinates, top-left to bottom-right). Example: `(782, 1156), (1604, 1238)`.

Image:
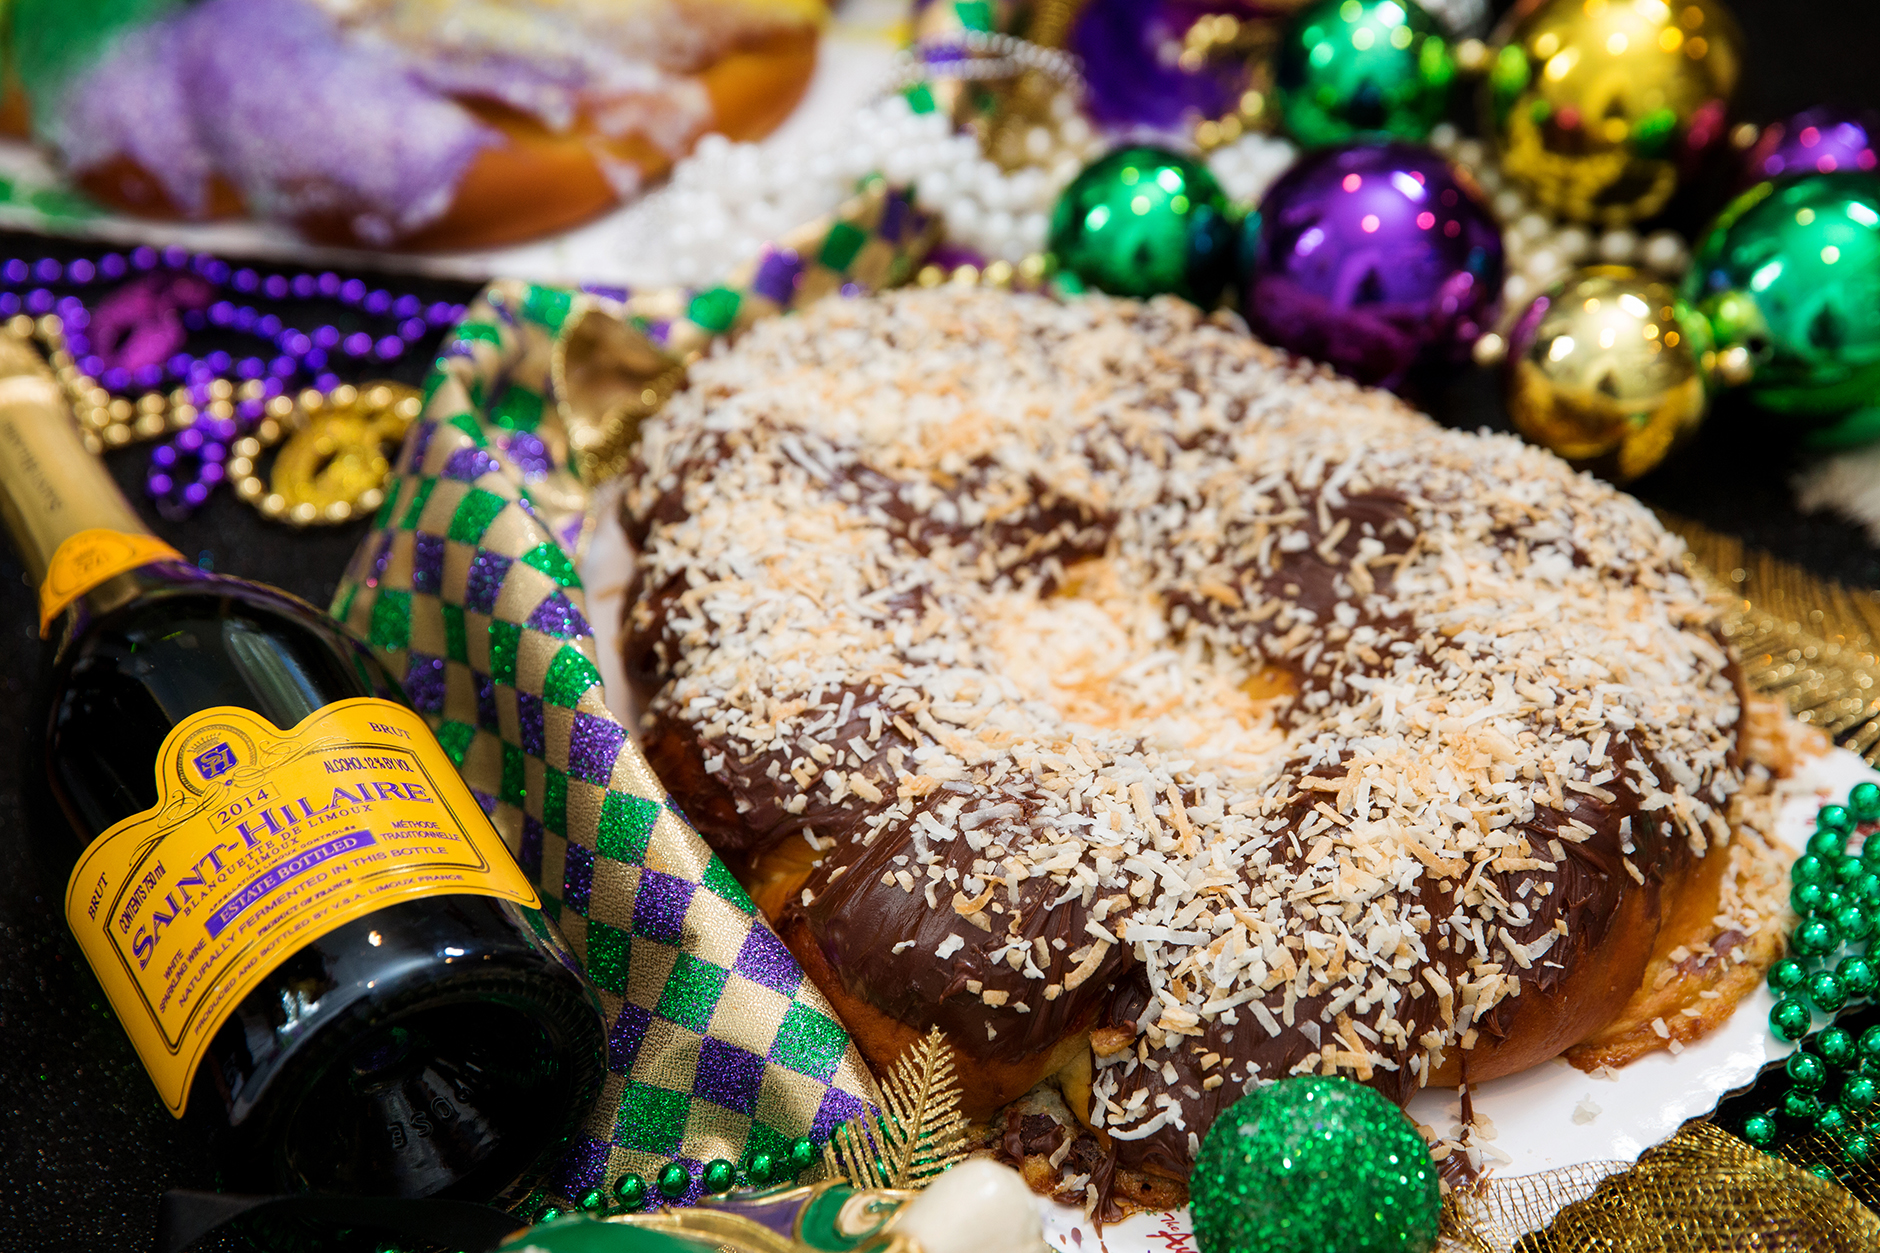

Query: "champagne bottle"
(0, 334), (606, 1204)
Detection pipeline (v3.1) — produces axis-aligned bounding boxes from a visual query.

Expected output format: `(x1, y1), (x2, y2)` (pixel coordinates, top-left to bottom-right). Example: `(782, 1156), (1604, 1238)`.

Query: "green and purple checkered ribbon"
(329, 294), (903, 1207)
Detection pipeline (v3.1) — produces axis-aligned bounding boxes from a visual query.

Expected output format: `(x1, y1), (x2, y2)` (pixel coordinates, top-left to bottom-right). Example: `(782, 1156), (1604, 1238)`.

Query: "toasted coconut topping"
(623, 288), (1742, 1163)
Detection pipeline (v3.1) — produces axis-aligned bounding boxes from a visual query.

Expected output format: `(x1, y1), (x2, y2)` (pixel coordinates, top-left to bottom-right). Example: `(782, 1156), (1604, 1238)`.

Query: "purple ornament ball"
(1240, 143), (1503, 389)
(1740, 105), (1880, 189)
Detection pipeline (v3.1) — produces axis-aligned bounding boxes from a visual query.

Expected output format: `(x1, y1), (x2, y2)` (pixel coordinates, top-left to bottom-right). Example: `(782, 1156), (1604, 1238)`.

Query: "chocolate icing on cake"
(622, 289), (1744, 1178)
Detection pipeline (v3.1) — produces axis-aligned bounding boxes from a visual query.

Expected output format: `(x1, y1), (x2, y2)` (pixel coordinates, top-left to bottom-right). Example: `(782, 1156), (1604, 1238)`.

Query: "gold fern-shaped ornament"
(1660, 511), (1880, 766)
(821, 1028), (969, 1191)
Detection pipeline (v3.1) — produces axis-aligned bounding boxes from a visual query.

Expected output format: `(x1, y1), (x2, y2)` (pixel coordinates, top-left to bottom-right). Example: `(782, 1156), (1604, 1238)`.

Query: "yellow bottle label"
(63, 697), (541, 1116)
(39, 527), (183, 636)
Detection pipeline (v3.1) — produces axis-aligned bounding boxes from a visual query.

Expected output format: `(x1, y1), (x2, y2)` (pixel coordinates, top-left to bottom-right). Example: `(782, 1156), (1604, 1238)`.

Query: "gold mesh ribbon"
(1443, 1121), (1880, 1252)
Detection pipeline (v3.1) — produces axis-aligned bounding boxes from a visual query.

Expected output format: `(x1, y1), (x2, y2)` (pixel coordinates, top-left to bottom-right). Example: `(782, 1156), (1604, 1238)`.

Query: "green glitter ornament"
(1683, 173), (1880, 448)
(1048, 147), (1236, 307)
(1275, 0), (1455, 148)
(1189, 1075), (1440, 1253)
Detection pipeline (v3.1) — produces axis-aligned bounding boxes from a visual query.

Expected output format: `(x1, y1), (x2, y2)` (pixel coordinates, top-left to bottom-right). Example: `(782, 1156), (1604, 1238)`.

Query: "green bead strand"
(1808, 971), (1849, 1014)
(1794, 853), (1830, 885)
(1808, 828), (1848, 859)
(1852, 781), (1880, 823)
(1769, 958), (1808, 995)
(1837, 855), (1867, 886)
(1793, 917), (1840, 957)
(1792, 882), (1829, 916)
(613, 1173), (649, 1210)
(1837, 954), (1879, 1000)
(1817, 1104), (1851, 1139)
(575, 1188), (604, 1212)
(1821, 804), (1855, 836)
(1820, 1026), (1857, 1068)
(1785, 1089), (1823, 1120)
(745, 1150), (776, 1186)
(1742, 1112), (1778, 1147)
(1835, 904), (1873, 941)
(1771, 997), (1813, 1041)
(1787, 1050), (1829, 1090)
(656, 1164), (690, 1199)
(787, 1137), (817, 1174)
(703, 1159), (737, 1194)
(1844, 1074), (1879, 1110)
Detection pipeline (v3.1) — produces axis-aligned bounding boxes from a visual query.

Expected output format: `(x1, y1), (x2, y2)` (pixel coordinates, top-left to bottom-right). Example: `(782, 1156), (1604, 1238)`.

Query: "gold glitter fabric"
(1443, 1121), (1880, 1252)
(331, 277), (889, 1206)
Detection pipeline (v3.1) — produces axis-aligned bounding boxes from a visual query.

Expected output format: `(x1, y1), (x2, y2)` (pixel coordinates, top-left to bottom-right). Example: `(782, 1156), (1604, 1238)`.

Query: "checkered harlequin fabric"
(332, 279), (880, 1207)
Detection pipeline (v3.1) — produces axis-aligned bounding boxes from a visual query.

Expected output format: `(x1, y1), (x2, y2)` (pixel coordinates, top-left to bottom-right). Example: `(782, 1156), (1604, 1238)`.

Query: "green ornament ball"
(1784, 1089), (1823, 1120)
(702, 1159), (736, 1194)
(1794, 853), (1830, 885)
(1845, 1074), (1879, 1110)
(1190, 1075), (1440, 1253)
(744, 1150), (776, 1186)
(1683, 173), (1880, 448)
(1809, 970), (1849, 1014)
(1837, 854), (1866, 885)
(1818, 1104), (1851, 1138)
(1837, 904), (1874, 942)
(1853, 781), (1880, 822)
(1742, 1112), (1778, 1147)
(1822, 805), (1857, 836)
(1275, 0), (1455, 148)
(1048, 146), (1236, 307)
(1846, 1134), (1875, 1165)
(1862, 1024), (1880, 1067)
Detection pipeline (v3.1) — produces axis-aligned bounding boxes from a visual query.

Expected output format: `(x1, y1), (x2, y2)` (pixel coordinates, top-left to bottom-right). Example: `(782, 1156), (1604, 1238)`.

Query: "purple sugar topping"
(52, 0), (498, 241)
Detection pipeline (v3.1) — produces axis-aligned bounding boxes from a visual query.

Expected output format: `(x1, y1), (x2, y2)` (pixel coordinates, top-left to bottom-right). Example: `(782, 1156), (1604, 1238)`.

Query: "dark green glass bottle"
(0, 333), (604, 1204)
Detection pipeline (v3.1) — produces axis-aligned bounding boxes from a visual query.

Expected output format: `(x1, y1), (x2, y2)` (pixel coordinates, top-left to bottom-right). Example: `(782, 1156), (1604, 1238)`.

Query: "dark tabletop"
(5, 1), (1880, 1248)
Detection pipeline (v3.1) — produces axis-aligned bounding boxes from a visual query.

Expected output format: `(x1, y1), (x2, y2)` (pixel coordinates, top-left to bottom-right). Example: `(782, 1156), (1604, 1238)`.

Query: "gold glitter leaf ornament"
(1444, 1121), (1880, 1252)
(1662, 513), (1880, 764)
(821, 1028), (968, 1191)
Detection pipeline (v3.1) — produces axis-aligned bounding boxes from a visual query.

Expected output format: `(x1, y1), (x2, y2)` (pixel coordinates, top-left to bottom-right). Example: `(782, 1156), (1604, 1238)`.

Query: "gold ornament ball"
(1485, 0), (1742, 224)
(1505, 266), (1711, 481)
